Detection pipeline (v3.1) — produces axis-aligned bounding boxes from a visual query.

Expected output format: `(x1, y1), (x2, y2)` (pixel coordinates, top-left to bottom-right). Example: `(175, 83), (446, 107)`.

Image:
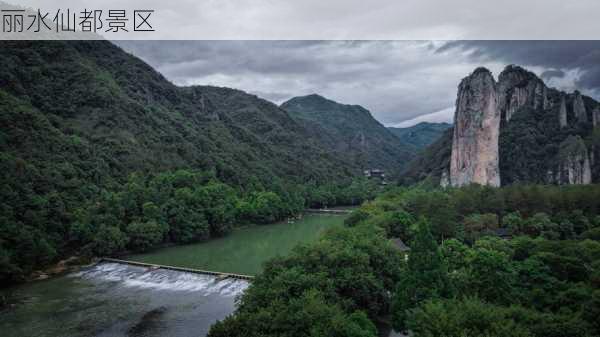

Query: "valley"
(2, 39), (600, 337)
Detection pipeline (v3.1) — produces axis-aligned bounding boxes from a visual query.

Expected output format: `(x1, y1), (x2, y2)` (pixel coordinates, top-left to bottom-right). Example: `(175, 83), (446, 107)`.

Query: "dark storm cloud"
(541, 69), (565, 80)
(117, 40), (480, 126)
(116, 40), (600, 127)
(437, 41), (600, 96)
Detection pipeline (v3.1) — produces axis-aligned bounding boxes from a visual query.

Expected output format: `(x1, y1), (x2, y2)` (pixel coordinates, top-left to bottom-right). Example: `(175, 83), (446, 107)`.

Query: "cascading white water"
(74, 262), (249, 296)
(2, 262), (250, 337)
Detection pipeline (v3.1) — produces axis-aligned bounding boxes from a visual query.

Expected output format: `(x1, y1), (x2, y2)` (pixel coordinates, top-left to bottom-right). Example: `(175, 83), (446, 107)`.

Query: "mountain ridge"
(388, 122), (452, 150)
(281, 94), (416, 177)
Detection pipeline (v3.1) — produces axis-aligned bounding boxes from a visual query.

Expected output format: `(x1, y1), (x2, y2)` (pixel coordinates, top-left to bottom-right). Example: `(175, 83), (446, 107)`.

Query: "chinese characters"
(1, 8), (155, 33)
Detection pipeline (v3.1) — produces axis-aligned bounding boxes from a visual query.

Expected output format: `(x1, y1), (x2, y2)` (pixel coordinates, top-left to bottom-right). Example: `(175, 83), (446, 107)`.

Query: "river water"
(0, 213), (347, 337)
(128, 213), (346, 275)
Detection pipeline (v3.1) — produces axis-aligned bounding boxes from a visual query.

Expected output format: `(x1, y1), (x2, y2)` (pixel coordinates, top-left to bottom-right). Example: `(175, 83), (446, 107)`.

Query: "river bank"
(0, 213), (349, 337)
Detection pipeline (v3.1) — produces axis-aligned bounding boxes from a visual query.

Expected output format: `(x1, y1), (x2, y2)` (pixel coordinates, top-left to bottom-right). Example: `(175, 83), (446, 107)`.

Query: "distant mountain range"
(388, 122), (452, 150)
(281, 94), (416, 177)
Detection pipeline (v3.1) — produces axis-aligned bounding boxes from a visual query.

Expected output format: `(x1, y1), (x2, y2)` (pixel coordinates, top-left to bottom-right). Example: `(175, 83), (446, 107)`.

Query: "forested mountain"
(0, 41), (384, 283)
(401, 65), (600, 186)
(0, 41), (361, 188)
(388, 122), (452, 150)
(281, 94), (416, 177)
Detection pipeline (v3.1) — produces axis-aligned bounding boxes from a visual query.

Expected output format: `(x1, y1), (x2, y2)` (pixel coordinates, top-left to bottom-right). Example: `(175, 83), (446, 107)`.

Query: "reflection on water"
(0, 262), (248, 337)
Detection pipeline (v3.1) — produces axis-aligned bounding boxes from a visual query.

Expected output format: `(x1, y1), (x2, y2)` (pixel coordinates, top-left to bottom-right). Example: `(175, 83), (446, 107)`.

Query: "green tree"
(503, 211), (524, 235)
(91, 225), (128, 256)
(463, 213), (499, 243)
(125, 220), (167, 252)
(406, 298), (532, 337)
(166, 205), (210, 243)
(392, 218), (452, 331)
(463, 248), (516, 304)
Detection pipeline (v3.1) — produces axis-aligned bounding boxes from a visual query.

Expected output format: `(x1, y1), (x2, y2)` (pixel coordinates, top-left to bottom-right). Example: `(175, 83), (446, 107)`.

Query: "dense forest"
(209, 184), (600, 337)
(0, 41), (388, 285)
(0, 163), (379, 285)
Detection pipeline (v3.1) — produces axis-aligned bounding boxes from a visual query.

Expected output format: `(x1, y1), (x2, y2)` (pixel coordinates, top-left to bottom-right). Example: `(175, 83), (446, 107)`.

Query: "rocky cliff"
(402, 65), (600, 187)
(556, 135), (592, 185)
(450, 68), (501, 187)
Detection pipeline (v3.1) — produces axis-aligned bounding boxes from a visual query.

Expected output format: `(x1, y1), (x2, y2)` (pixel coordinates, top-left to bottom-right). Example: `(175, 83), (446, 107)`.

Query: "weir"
(100, 257), (255, 281)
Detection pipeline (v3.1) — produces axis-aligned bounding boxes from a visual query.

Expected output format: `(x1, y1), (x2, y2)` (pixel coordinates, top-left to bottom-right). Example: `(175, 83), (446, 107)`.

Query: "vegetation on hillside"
(0, 41), (386, 286)
(281, 94), (415, 177)
(0, 166), (379, 285)
(388, 122), (452, 150)
(399, 127), (453, 185)
(210, 184), (600, 337)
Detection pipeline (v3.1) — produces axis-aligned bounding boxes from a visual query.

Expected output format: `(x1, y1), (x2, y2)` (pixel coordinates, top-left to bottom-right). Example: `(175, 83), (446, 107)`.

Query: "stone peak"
(472, 67), (493, 76)
(499, 64), (540, 82)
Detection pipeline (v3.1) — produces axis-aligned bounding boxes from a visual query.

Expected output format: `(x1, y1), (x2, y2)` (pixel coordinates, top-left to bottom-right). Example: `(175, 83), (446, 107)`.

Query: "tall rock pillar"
(559, 94), (568, 128)
(573, 91), (587, 123)
(450, 68), (501, 187)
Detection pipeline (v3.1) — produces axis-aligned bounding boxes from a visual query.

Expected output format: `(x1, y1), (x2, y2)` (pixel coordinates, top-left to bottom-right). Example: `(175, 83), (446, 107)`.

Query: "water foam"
(72, 262), (249, 296)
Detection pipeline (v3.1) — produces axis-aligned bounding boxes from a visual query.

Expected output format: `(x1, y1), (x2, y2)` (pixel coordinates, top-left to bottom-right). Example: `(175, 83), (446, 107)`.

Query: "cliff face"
(559, 94), (568, 128)
(573, 91), (588, 123)
(439, 65), (599, 187)
(450, 68), (501, 187)
(497, 65), (549, 122)
(557, 135), (592, 185)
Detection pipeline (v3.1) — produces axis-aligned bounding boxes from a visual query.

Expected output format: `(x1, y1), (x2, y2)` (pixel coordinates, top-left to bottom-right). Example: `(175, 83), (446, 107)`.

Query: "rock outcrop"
(440, 170), (450, 188)
(448, 65), (596, 187)
(573, 91), (588, 123)
(559, 94), (568, 128)
(497, 66), (548, 122)
(557, 135), (592, 185)
(405, 65), (598, 188)
(450, 68), (501, 187)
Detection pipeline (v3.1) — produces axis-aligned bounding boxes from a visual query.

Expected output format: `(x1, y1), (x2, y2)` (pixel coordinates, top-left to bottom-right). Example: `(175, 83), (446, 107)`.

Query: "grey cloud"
(541, 69), (565, 80)
(437, 41), (600, 97)
(117, 40), (478, 125)
(116, 40), (600, 127)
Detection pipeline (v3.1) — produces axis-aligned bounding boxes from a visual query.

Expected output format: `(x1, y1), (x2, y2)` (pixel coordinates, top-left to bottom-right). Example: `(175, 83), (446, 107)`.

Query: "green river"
(0, 213), (347, 337)
(128, 213), (344, 275)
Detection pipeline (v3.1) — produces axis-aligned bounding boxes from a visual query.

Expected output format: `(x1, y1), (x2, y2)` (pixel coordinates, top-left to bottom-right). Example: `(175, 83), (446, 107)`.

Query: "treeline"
(0, 164), (379, 286)
(208, 223), (404, 337)
(210, 184), (600, 337)
(349, 184), (600, 243)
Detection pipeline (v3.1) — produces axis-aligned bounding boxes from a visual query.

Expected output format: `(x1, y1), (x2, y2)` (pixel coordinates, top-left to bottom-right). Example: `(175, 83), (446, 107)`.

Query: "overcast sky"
(116, 41), (600, 127)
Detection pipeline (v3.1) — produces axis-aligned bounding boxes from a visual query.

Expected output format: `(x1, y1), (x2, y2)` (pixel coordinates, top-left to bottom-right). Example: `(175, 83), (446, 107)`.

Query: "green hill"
(0, 41), (361, 188)
(388, 122), (452, 150)
(281, 94), (416, 177)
